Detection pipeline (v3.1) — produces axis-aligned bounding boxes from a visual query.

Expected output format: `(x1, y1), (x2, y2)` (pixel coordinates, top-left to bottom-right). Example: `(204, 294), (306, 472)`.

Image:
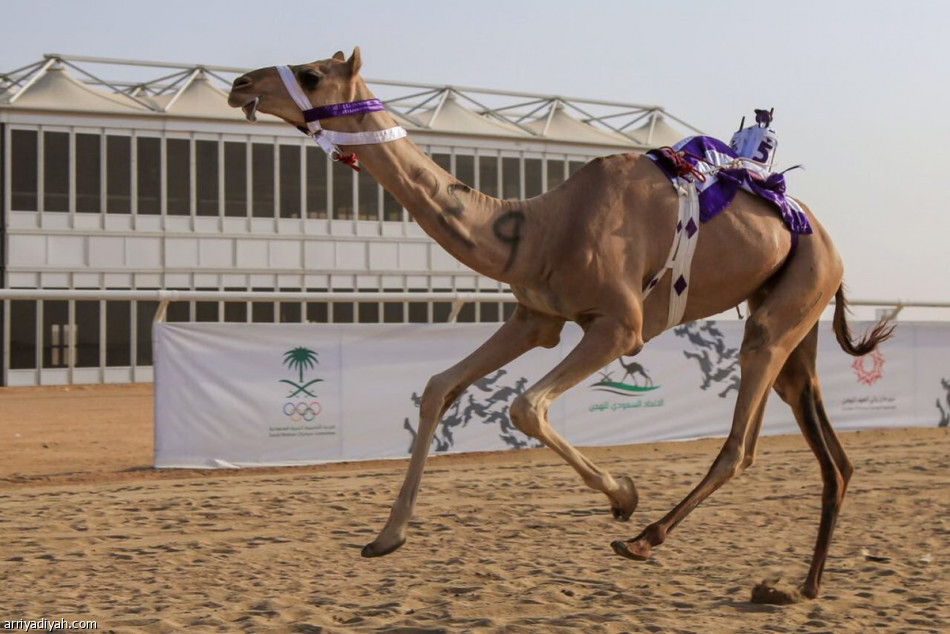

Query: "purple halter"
(276, 65), (407, 171)
(302, 98), (387, 123)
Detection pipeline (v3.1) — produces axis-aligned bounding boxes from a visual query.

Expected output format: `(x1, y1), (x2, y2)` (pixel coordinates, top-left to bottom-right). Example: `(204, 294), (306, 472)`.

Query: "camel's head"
(228, 48), (365, 127)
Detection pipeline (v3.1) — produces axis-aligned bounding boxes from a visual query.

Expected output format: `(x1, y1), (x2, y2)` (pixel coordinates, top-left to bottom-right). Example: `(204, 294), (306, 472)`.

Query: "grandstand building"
(0, 54), (698, 386)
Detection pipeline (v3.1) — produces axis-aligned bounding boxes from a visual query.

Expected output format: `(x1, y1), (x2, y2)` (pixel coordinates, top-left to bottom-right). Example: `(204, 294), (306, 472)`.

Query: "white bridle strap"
(276, 66), (317, 119)
(276, 65), (407, 163)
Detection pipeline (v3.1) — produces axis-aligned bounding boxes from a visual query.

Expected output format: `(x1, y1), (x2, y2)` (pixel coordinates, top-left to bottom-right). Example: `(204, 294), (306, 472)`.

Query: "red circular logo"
(852, 349), (884, 386)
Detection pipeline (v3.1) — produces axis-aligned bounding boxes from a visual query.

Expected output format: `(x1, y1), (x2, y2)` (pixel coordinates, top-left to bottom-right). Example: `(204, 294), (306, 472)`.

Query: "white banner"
(154, 321), (950, 468)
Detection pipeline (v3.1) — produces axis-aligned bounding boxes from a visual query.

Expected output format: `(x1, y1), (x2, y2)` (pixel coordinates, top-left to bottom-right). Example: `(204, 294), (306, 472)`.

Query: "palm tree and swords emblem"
(281, 346), (322, 397)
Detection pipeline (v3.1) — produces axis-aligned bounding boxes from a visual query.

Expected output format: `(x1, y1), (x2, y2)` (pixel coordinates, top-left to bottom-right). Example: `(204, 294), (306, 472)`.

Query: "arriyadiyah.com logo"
(3, 618), (98, 631)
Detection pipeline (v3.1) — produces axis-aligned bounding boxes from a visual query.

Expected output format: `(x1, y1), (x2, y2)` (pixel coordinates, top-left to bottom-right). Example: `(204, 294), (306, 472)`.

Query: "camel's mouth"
(240, 97), (260, 122)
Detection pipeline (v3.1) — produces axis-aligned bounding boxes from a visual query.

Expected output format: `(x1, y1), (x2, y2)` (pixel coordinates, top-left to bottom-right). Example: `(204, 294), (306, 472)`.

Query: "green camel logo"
(280, 346), (323, 398)
(591, 356), (660, 396)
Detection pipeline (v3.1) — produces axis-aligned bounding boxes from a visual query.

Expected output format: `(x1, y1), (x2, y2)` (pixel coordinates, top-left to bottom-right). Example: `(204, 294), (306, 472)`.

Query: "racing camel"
(228, 48), (893, 602)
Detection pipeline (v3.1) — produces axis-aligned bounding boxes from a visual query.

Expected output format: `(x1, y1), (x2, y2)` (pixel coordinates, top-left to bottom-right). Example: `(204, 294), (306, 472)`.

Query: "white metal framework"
(1, 53), (701, 147)
(0, 53), (707, 386)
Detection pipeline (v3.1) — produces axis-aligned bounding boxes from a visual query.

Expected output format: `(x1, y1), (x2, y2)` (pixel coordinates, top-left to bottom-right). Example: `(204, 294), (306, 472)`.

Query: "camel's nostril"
(231, 75), (253, 91)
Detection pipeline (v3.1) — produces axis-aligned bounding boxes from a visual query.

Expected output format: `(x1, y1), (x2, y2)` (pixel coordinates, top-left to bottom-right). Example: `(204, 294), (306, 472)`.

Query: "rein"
(276, 65), (407, 171)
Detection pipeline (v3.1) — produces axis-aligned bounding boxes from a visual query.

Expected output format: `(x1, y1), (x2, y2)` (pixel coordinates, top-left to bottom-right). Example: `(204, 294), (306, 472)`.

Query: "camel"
(228, 48), (894, 602)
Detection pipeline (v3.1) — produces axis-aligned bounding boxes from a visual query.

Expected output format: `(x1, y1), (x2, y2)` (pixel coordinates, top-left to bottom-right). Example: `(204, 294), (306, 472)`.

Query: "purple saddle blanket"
(646, 136), (812, 235)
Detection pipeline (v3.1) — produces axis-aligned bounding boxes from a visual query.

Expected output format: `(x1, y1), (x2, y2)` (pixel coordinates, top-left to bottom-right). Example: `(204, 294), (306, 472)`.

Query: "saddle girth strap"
(642, 180), (701, 330)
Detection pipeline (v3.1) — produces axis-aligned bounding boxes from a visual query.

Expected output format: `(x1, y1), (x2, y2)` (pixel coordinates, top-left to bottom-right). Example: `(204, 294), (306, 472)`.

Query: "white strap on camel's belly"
(642, 180), (701, 330)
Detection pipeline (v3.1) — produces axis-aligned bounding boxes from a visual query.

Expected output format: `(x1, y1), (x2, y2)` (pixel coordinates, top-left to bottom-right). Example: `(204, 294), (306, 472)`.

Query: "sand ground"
(0, 384), (947, 633)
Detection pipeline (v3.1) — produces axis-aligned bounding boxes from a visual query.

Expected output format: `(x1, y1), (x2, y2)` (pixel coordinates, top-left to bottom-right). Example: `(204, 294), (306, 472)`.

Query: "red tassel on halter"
(338, 152), (360, 172)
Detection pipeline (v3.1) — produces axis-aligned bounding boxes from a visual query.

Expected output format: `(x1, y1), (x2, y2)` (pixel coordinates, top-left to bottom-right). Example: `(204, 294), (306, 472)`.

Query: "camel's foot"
(610, 538), (651, 561)
(608, 475), (638, 521)
(750, 579), (806, 605)
(360, 535), (406, 558)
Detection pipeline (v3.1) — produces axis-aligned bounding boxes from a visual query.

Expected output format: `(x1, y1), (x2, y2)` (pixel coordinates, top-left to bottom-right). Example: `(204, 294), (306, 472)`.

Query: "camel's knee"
(714, 438), (749, 480)
(739, 313), (791, 366)
(509, 394), (545, 438)
(839, 456), (854, 487)
(741, 451), (757, 470)
(419, 371), (463, 420)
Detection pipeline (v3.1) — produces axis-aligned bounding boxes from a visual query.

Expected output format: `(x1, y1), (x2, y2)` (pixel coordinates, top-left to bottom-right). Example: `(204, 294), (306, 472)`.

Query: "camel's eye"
(299, 69), (321, 91)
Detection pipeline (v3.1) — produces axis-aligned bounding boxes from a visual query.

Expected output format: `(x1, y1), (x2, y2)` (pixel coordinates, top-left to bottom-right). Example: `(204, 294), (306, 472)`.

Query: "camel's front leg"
(361, 306), (564, 558)
(508, 316), (642, 521)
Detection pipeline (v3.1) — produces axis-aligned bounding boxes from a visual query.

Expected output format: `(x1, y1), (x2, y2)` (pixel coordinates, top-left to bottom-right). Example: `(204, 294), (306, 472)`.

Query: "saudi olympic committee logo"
(280, 346), (323, 423)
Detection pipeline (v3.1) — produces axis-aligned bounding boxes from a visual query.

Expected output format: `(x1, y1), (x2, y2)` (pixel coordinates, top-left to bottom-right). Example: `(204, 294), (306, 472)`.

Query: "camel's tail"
(833, 285), (896, 356)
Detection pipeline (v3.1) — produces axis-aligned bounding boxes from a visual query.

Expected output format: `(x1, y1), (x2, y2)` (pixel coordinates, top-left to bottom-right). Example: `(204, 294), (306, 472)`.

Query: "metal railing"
(1, 289), (947, 387)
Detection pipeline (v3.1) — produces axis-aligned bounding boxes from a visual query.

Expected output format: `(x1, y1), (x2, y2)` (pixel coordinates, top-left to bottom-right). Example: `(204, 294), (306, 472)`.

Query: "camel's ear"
(332, 51), (345, 62)
(345, 47), (362, 76)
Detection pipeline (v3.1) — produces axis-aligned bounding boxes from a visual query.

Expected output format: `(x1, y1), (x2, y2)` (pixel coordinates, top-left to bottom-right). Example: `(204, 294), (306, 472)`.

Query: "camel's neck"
(320, 92), (528, 283)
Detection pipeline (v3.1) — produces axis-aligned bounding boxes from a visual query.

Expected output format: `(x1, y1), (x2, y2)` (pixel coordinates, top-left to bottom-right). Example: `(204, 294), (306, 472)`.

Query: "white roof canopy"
(1, 54), (703, 148)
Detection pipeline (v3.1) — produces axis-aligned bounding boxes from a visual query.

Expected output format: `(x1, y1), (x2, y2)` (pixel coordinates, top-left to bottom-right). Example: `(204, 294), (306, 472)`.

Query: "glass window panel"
(524, 158), (542, 197)
(502, 157), (520, 199)
(358, 302), (379, 323)
(166, 138), (190, 215)
(383, 301), (404, 323)
(332, 163), (353, 220)
(136, 300), (158, 366)
(43, 132), (69, 212)
(165, 301), (189, 322)
(252, 288), (275, 322)
(76, 133), (101, 213)
(9, 300), (37, 369)
(408, 288), (428, 323)
(279, 289), (302, 322)
(252, 143), (274, 218)
(306, 300), (328, 323)
(547, 158), (566, 190)
(456, 154), (475, 187)
(279, 145), (301, 219)
(136, 137), (161, 215)
(42, 300), (69, 368)
(456, 302), (476, 323)
(75, 301), (100, 367)
(106, 300), (131, 367)
(224, 141), (247, 217)
(479, 301), (500, 322)
(479, 155), (498, 197)
(106, 135), (131, 214)
(195, 295), (219, 322)
(433, 302), (452, 322)
(357, 169), (379, 221)
(569, 160), (587, 176)
(224, 287), (248, 323)
(11, 130), (38, 210)
(305, 147), (328, 219)
(196, 140), (219, 217)
(382, 190), (402, 222)
(432, 152), (451, 174)
(332, 302), (354, 323)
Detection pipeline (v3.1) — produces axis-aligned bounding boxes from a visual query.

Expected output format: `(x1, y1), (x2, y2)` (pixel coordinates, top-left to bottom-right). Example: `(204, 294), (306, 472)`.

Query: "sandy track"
(1, 385), (947, 632)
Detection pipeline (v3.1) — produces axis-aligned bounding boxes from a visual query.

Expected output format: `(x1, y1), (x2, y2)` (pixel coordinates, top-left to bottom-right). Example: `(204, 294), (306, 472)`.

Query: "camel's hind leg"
(767, 325), (853, 600)
(612, 236), (839, 573)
